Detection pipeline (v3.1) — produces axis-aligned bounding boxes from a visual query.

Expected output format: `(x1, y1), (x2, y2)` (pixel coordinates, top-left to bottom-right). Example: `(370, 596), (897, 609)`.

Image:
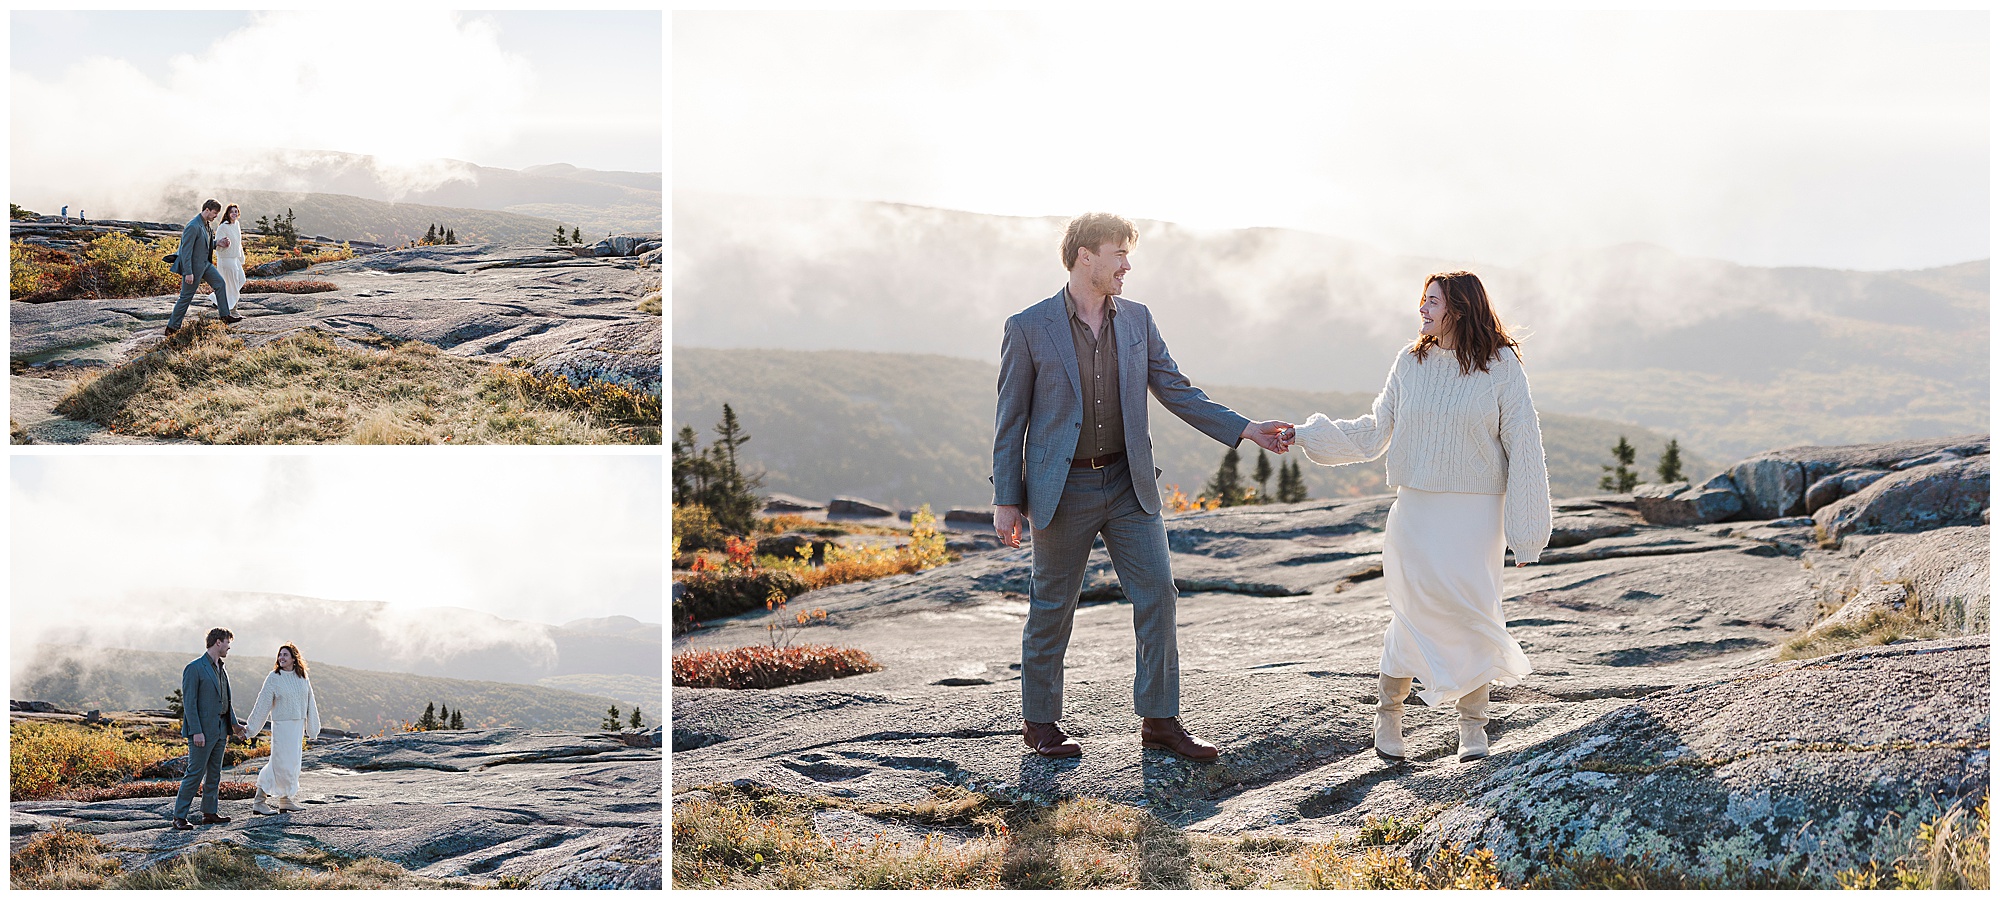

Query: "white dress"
(215, 220), (246, 305)
(244, 670), (322, 800)
(1294, 344), (1550, 708)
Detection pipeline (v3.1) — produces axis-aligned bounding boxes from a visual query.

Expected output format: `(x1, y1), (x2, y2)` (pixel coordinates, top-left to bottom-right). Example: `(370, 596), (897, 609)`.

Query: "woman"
(244, 643), (322, 814)
(215, 204), (247, 309)
(1290, 271), (1550, 763)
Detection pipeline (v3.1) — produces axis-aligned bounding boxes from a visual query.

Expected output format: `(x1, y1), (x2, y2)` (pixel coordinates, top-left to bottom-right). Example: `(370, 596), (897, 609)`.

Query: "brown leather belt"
(1071, 452), (1124, 469)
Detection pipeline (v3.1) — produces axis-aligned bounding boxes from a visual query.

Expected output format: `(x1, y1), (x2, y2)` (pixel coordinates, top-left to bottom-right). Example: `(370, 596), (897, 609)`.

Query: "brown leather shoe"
(1023, 721), (1082, 758)
(1141, 717), (1221, 761)
(198, 813), (231, 825)
(172, 817), (193, 831)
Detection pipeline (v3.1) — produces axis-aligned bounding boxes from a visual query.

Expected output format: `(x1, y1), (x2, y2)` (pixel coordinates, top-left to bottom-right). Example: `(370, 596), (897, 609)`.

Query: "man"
(166, 199), (240, 335)
(993, 212), (1292, 761)
(173, 627), (246, 831)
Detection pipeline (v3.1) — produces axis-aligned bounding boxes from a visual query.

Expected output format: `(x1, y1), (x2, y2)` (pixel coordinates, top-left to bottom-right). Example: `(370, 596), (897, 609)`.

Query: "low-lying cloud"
(11, 10), (534, 217)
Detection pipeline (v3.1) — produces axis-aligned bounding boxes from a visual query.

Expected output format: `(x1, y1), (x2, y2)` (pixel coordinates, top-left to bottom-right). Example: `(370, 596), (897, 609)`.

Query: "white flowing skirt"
(219, 257), (245, 305)
(257, 718), (305, 798)
(1380, 486), (1533, 707)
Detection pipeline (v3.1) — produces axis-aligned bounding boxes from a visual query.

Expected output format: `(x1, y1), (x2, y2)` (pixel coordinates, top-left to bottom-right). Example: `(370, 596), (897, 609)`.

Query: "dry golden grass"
(1837, 797), (1990, 890)
(1778, 585), (1943, 661)
(52, 320), (658, 444)
(673, 784), (1487, 890)
(10, 828), (471, 890)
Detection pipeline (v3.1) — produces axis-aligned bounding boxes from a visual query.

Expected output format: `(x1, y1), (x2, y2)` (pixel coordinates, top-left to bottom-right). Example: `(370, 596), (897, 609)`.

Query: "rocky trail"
(11, 728), (662, 888)
(672, 435), (1990, 884)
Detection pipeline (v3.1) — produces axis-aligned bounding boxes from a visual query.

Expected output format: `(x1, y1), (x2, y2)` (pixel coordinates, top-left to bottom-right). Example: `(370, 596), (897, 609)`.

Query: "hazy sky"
(676, 10), (1988, 271)
(12, 10), (661, 210)
(10, 454), (662, 628)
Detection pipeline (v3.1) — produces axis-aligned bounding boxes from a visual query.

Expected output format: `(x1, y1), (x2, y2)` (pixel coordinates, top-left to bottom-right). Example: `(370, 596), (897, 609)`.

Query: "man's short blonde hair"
(1061, 213), (1139, 270)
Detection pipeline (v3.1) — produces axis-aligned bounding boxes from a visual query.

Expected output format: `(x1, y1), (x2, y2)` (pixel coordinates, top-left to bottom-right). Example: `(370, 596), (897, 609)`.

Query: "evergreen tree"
(1252, 450), (1274, 503)
(166, 688), (183, 718)
(571, 226), (583, 244)
(1599, 436), (1641, 493)
(424, 224), (437, 244)
(553, 226), (569, 246)
(1277, 458), (1309, 503)
(444, 228), (456, 245)
(1204, 447), (1245, 507)
(450, 710), (464, 729)
(255, 214), (271, 236)
(1657, 439), (1685, 484)
(706, 404), (763, 532)
(629, 706), (643, 728)
(418, 702), (437, 731)
(274, 209), (298, 249)
(438, 703), (450, 727)
(602, 704), (623, 731)
(671, 425), (713, 503)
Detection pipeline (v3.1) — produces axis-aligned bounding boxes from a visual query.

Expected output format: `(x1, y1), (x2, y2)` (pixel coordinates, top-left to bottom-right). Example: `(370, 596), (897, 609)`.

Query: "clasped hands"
(1243, 420), (1296, 454)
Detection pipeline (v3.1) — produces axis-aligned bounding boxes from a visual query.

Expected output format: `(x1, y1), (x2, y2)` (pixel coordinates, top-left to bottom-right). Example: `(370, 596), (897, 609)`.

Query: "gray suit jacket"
(180, 654), (236, 739)
(170, 215), (214, 277)
(993, 288), (1251, 530)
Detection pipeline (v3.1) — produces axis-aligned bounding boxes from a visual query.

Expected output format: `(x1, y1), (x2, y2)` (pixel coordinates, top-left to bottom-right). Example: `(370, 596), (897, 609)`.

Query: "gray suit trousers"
(171, 724), (229, 819)
(168, 263), (232, 329)
(1021, 458), (1181, 722)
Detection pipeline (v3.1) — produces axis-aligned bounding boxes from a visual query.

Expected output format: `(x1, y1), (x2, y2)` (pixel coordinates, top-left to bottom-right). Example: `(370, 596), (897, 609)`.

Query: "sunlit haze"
(10, 454), (662, 628)
(12, 10), (662, 215)
(675, 10), (1987, 270)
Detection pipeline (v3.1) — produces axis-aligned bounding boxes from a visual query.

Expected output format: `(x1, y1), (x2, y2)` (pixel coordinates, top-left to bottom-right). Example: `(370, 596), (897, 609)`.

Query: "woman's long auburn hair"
(1411, 271), (1522, 375)
(273, 643), (308, 679)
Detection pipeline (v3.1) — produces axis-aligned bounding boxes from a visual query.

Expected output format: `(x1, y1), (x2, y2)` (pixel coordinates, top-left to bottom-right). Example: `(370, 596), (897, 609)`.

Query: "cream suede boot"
(251, 785), (276, 815)
(1375, 675), (1414, 761)
(274, 795), (302, 811)
(1456, 685), (1492, 761)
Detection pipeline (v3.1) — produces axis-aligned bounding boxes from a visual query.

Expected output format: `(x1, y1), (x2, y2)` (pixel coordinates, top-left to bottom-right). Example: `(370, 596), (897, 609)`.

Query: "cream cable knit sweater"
(244, 670), (322, 740)
(1293, 343), (1553, 563)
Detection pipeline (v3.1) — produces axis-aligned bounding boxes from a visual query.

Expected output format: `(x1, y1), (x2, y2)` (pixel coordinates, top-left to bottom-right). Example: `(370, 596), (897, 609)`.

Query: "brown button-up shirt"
(1064, 287), (1125, 461)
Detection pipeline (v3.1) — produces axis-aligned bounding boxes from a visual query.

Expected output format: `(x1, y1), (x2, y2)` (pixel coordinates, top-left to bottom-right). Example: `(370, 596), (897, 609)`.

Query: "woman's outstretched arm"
(243, 672), (278, 739)
(1293, 353), (1400, 467)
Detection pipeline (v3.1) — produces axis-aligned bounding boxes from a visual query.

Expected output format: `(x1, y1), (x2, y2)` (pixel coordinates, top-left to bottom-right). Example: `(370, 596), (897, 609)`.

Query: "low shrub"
(486, 365), (662, 441)
(242, 279), (336, 295)
(674, 563), (807, 631)
(674, 504), (729, 553)
(10, 722), (183, 801)
(1355, 815), (1421, 846)
(87, 233), (180, 298)
(672, 645), (883, 689)
(10, 241), (82, 301)
(639, 292), (662, 315)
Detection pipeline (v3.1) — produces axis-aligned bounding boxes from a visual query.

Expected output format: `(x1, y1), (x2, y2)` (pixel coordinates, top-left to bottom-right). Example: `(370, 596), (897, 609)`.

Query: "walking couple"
(164, 199), (249, 335)
(172, 628), (324, 831)
(994, 212), (1550, 765)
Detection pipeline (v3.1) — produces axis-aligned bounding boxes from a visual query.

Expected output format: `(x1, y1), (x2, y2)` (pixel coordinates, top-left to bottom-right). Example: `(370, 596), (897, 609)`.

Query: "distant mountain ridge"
(17, 591), (660, 688)
(672, 345), (1711, 508)
(15, 643), (642, 733)
(673, 192), (1986, 461)
(146, 150), (661, 244)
